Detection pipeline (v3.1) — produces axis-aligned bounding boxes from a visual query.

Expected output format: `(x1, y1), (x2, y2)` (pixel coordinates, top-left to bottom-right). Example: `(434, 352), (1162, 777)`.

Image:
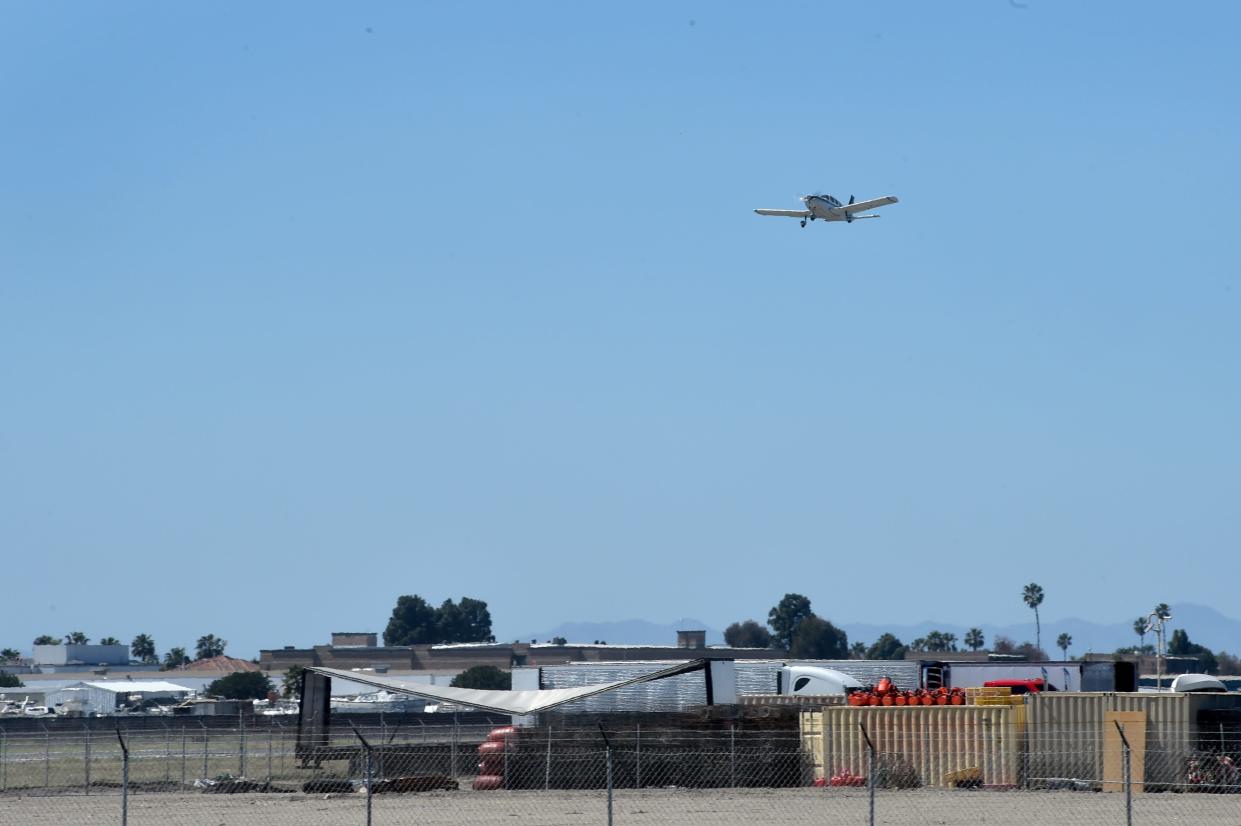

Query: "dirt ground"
(2, 786), (1238, 826)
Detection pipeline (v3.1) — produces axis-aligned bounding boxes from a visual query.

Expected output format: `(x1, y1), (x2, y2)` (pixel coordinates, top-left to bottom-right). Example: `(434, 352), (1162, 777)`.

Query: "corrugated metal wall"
(801, 706), (1020, 788)
(532, 659), (920, 714)
(1025, 692), (1241, 787)
(536, 662), (709, 713)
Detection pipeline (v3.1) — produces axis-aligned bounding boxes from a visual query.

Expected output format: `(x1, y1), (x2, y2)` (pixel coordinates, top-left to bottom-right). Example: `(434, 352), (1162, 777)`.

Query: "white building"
(45, 680), (193, 715)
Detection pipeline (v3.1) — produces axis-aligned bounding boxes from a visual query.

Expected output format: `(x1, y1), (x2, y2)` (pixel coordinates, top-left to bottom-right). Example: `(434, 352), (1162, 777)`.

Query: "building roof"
(81, 680), (192, 693)
(175, 655), (261, 673)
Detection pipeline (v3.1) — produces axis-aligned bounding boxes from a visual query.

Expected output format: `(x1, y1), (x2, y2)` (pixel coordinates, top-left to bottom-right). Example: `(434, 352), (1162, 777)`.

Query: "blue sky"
(2, 3), (1238, 659)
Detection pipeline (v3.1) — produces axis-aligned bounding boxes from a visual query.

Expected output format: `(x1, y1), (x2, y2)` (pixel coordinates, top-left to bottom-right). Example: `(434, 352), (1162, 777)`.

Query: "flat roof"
(81, 680), (193, 693)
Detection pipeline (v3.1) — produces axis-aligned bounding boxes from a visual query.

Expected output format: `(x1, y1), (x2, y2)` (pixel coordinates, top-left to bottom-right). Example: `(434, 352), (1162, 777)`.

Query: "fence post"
(860, 722), (875, 826)
(378, 715), (386, 781)
(545, 725), (552, 791)
(503, 733), (510, 790)
(450, 713), (458, 780)
(116, 727), (129, 826)
(239, 711), (246, 778)
(274, 721), (285, 777)
(1114, 721), (1132, 826)
(730, 722), (737, 789)
(181, 726), (187, 787)
(84, 723), (91, 794)
(635, 723), (641, 789)
(42, 722), (50, 790)
(349, 722), (374, 826)
(1, 727), (6, 792)
(164, 721), (172, 782)
(598, 724), (613, 826)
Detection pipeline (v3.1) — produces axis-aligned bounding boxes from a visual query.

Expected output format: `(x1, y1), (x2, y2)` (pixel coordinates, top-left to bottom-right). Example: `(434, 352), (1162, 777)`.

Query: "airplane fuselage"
(804, 195), (850, 221)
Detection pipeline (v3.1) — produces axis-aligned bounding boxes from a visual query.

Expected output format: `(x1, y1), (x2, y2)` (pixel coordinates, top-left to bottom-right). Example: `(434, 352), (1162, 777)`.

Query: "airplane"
(755, 193), (899, 228)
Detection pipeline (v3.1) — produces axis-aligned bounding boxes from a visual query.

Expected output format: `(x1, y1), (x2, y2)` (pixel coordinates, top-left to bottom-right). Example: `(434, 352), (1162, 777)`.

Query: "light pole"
(1144, 609), (1171, 691)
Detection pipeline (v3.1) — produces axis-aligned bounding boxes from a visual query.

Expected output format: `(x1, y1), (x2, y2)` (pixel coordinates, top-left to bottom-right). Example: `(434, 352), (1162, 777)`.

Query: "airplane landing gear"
(800, 219), (807, 228)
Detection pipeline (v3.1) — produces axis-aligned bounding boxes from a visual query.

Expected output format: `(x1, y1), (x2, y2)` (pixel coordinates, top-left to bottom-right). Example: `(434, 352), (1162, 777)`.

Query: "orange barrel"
(478, 740), (505, 756)
(472, 775), (504, 791)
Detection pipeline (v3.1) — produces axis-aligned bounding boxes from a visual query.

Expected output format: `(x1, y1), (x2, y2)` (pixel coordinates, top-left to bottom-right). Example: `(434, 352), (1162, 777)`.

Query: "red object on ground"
(983, 679), (1046, 694)
(478, 740), (505, 756)
(829, 771), (867, 787)
(487, 726), (520, 742)
(472, 775), (504, 791)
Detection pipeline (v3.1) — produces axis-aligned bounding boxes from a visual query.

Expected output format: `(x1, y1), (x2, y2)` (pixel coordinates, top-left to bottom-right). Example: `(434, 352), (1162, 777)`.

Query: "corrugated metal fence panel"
(537, 662), (708, 713)
(734, 660), (922, 693)
(1025, 692), (1241, 787)
(800, 706), (1017, 788)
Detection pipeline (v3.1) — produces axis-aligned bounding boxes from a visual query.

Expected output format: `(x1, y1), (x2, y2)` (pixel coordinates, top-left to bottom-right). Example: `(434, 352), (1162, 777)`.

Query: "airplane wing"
(842, 195), (899, 213)
(754, 209), (811, 218)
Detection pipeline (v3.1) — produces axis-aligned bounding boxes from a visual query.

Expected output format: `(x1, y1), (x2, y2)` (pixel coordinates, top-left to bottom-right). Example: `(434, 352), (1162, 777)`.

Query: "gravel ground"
(2, 786), (1238, 826)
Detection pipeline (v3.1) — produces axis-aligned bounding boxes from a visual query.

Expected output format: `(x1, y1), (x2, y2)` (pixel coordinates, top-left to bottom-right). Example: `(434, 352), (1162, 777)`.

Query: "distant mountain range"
(517, 603), (1241, 655)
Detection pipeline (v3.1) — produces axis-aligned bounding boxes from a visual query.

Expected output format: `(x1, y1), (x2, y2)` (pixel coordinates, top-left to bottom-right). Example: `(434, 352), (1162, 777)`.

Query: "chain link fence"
(1, 719), (1238, 824)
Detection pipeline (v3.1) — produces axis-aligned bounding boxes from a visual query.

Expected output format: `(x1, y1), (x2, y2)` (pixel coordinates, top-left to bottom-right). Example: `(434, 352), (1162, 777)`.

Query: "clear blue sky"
(3, 3), (1238, 659)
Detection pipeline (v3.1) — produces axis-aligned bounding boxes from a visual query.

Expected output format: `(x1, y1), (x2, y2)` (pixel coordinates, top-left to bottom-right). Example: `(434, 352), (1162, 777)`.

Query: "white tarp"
(308, 659), (708, 716)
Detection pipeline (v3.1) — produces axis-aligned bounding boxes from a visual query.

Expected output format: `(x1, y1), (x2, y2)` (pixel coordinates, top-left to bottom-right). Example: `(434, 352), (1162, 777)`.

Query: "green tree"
(454, 597), (495, 642)
(849, 641), (867, 658)
(65, 631), (89, 645)
(1167, 629), (1218, 674)
(162, 647), (189, 669)
(965, 628), (985, 652)
(207, 671), (273, 700)
(789, 615), (849, 659)
(195, 634), (227, 660)
(450, 665), (511, 690)
(131, 634), (157, 664)
(435, 597), (495, 643)
(0, 648), (20, 662)
(1134, 617), (1148, 650)
(909, 631), (958, 653)
(99, 637), (121, 646)
(1022, 583), (1045, 653)
(768, 593), (813, 651)
(281, 665), (306, 699)
(33, 635), (61, 646)
(0, 671), (23, 688)
(1154, 603), (1171, 620)
(865, 633), (907, 660)
(384, 595), (440, 645)
(724, 620), (773, 649)
(1057, 633), (1072, 659)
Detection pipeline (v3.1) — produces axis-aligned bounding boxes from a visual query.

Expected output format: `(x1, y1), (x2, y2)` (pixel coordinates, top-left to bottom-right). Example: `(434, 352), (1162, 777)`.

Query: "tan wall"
(801, 705), (1021, 788)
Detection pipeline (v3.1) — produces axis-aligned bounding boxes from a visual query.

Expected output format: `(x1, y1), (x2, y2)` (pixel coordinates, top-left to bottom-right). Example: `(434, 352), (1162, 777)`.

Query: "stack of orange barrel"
(472, 725), (520, 790)
(846, 677), (967, 707)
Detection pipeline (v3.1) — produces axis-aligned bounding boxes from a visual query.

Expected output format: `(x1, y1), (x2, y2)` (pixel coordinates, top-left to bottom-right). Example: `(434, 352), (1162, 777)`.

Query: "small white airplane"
(755, 193), (899, 228)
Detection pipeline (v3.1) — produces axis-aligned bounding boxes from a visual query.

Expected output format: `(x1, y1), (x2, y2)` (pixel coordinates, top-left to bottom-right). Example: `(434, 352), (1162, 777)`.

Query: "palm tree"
(1154, 603), (1171, 620)
(965, 628), (985, 651)
(99, 637), (121, 646)
(0, 648), (20, 662)
(1133, 617), (1148, 650)
(65, 631), (89, 645)
(33, 635), (61, 646)
(162, 647), (189, 669)
(195, 634), (227, 661)
(130, 634), (157, 664)
(1057, 633), (1072, 659)
(1022, 583), (1045, 653)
